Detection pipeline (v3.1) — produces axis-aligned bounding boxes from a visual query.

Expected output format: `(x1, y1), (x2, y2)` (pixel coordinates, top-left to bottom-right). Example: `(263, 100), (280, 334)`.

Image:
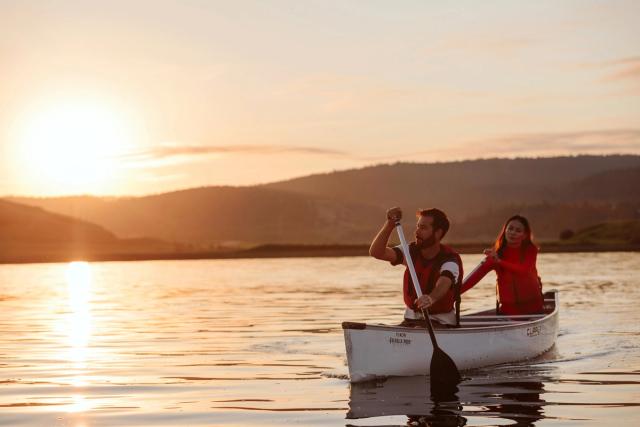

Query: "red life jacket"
(496, 245), (543, 315)
(402, 244), (463, 314)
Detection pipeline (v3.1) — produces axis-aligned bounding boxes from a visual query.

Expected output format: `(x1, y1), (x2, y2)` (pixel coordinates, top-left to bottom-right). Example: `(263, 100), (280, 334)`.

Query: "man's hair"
(417, 208), (450, 239)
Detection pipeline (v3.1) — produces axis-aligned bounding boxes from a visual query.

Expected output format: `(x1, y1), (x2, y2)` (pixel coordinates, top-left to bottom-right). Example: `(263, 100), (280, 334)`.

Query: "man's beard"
(416, 234), (436, 249)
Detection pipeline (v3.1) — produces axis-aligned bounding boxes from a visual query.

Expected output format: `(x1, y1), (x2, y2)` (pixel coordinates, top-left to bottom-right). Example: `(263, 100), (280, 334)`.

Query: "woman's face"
(505, 219), (527, 247)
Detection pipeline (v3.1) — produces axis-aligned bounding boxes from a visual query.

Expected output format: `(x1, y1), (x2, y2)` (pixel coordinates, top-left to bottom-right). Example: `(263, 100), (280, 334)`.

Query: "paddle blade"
(430, 346), (462, 399)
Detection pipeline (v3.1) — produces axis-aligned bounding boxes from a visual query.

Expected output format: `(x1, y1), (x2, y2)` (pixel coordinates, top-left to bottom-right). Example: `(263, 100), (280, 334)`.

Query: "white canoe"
(343, 290), (559, 382)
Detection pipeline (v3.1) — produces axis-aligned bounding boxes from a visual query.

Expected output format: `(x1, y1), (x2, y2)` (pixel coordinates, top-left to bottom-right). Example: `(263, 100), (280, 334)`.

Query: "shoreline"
(1, 242), (639, 265)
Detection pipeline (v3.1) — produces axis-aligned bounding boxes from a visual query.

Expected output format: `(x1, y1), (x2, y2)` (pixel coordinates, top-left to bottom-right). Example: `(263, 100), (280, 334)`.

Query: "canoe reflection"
(347, 371), (547, 426)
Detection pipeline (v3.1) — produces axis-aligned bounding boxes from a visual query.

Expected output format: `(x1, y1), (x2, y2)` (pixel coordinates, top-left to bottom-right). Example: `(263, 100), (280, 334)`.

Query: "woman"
(461, 215), (544, 315)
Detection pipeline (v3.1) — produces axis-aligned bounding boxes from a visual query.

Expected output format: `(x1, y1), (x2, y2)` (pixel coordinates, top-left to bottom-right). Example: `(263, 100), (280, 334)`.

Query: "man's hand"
(386, 207), (402, 223)
(415, 294), (435, 310)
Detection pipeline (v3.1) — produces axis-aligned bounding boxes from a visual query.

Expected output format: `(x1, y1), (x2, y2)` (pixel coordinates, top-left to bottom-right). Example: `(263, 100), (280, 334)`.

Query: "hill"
(8, 187), (379, 245)
(0, 199), (179, 263)
(265, 156), (640, 217)
(562, 220), (640, 245)
(7, 155), (640, 246)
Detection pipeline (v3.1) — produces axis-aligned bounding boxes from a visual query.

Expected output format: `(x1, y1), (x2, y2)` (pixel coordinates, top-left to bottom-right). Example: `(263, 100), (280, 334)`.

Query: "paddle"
(460, 258), (487, 293)
(395, 221), (462, 395)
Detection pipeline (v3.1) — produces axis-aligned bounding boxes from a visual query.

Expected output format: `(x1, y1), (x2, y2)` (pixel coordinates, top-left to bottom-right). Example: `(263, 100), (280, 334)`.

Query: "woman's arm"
(497, 246), (537, 274)
(460, 256), (495, 294)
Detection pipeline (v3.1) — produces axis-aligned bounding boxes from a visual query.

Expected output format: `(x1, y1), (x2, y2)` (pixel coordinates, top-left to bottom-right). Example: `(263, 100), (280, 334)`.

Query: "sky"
(1, 0), (639, 196)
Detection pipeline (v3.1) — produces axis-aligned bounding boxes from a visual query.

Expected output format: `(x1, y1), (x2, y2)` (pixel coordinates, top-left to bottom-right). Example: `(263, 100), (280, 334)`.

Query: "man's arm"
(369, 221), (398, 262)
(415, 260), (459, 309)
(369, 207), (402, 263)
(415, 276), (452, 310)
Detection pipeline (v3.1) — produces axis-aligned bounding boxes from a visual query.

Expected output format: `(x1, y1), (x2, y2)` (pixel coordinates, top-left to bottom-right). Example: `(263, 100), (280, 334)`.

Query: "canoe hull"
(343, 290), (559, 382)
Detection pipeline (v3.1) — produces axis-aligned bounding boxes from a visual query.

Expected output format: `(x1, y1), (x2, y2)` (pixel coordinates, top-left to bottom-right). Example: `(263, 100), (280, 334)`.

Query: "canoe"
(343, 290), (559, 382)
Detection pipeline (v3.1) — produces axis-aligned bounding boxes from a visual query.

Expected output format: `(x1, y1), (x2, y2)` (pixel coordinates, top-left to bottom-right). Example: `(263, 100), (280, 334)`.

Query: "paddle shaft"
(394, 221), (462, 392)
(461, 258), (495, 312)
(394, 222), (439, 347)
(462, 259), (486, 285)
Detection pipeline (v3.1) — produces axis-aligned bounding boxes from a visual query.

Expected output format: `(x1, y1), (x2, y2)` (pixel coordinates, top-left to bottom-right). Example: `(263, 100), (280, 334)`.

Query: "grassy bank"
(2, 240), (639, 265)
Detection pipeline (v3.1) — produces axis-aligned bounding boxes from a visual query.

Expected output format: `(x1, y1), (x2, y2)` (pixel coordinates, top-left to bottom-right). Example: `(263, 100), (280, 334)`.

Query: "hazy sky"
(1, 0), (639, 196)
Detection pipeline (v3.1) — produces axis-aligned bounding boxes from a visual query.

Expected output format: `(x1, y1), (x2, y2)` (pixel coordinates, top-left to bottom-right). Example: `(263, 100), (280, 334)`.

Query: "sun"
(13, 98), (136, 195)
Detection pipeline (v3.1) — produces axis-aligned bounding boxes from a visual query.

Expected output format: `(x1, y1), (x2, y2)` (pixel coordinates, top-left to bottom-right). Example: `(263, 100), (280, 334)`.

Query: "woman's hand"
(483, 247), (499, 261)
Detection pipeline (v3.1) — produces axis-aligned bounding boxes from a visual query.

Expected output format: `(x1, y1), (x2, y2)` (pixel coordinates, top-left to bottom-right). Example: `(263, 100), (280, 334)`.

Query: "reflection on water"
(0, 254), (639, 425)
(68, 393), (91, 414)
(348, 366), (548, 426)
(64, 261), (93, 412)
(65, 262), (92, 367)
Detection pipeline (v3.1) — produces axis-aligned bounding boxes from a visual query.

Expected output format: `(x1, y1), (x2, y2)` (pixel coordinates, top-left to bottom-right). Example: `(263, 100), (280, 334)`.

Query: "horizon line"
(3, 151), (639, 199)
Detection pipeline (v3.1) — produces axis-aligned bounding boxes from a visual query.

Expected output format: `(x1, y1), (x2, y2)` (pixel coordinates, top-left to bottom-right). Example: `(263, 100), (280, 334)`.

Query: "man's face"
(415, 215), (439, 248)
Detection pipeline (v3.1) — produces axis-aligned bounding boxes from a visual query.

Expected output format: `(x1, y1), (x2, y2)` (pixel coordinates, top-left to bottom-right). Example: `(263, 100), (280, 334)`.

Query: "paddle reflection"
(347, 369), (549, 426)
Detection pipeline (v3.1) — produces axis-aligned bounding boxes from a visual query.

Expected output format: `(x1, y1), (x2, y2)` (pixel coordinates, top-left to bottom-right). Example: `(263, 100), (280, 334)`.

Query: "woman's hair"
(493, 215), (535, 257)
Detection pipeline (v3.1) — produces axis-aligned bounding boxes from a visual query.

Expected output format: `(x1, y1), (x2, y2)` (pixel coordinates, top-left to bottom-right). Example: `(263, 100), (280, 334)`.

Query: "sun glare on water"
(14, 98), (137, 195)
(64, 261), (94, 411)
(65, 261), (93, 367)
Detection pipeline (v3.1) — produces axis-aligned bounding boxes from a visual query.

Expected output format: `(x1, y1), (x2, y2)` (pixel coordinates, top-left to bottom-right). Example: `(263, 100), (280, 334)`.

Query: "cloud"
(594, 56), (640, 82)
(369, 128), (640, 163)
(463, 128), (640, 158)
(608, 63), (640, 82)
(601, 56), (640, 66)
(116, 128), (640, 172)
(423, 35), (537, 59)
(118, 143), (355, 168)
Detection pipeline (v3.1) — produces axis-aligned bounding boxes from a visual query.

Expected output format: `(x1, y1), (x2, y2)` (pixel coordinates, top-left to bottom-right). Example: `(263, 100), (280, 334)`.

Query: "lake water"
(1, 253), (639, 426)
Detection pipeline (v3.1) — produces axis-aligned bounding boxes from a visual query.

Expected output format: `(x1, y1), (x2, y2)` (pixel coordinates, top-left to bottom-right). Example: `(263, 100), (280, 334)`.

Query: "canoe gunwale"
(342, 289), (558, 334)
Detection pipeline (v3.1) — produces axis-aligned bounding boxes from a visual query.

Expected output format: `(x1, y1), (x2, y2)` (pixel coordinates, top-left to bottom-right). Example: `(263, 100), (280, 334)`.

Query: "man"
(369, 207), (463, 327)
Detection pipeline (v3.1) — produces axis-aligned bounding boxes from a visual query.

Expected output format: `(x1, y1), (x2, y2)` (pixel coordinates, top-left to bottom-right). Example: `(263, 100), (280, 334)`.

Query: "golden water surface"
(1, 253), (639, 426)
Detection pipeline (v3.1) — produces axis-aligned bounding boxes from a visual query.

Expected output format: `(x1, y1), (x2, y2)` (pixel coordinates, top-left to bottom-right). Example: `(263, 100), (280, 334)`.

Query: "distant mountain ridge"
(0, 199), (178, 262)
(7, 155), (640, 245)
(264, 155), (640, 217)
(8, 187), (379, 245)
(0, 199), (116, 243)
